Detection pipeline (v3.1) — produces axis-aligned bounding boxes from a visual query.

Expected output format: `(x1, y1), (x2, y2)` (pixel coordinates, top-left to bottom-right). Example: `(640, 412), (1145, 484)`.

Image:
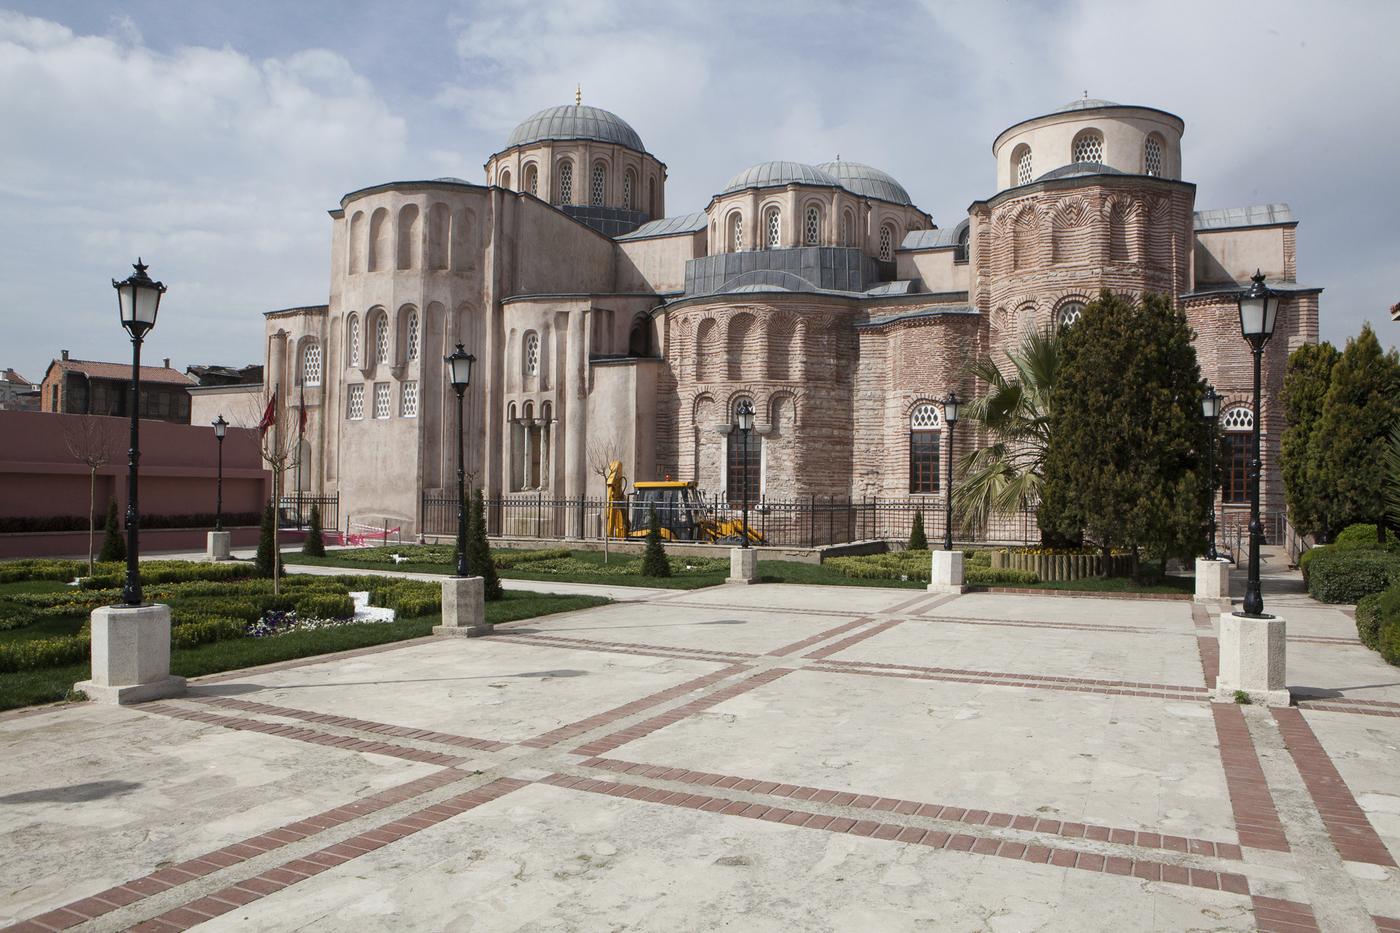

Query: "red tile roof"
(3, 368), (32, 385)
(51, 359), (195, 385)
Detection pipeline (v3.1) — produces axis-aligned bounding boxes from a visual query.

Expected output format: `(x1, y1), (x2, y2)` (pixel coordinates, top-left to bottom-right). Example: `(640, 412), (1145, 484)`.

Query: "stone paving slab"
(924, 592), (1194, 630)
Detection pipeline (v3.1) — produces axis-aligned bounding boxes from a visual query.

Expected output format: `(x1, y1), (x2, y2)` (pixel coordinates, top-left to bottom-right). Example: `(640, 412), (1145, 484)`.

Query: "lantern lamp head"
(112, 258), (166, 339)
(735, 398), (754, 432)
(943, 390), (960, 425)
(212, 414), (228, 439)
(445, 344), (475, 393)
(1237, 270), (1280, 349)
(1201, 385), (1222, 420)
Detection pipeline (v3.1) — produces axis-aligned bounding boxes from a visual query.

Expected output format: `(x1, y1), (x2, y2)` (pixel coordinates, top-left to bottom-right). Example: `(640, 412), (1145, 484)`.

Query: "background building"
(40, 350), (195, 424)
(0, 369), (38, 411)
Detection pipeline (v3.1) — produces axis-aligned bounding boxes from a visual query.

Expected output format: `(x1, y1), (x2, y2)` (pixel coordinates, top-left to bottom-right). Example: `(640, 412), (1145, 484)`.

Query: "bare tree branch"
(61, 414), (123, 574)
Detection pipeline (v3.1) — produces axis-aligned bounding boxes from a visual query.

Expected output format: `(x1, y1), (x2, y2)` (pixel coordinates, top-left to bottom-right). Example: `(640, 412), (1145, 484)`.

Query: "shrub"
(1306, 548), (1400, 604)
(0, 634), (90, 673)
(293, 593), (355, 619)
(640, 505), (670, 577)
(469, 489), (503, 600)
(303, 504), (326, 557)
(255, 502), (276, 578)
(171, 618), (247, 648)
(492, 548), (574, 569)
(0, 559), (89, 584)
(1381, 616), (1400, 666)
(1356, 592), (1385, 649)
(99, 501), (124, 562)
(1335, 524), (1383, 547)
(966, 567), (1041, 586)
(80, 560), (250, 591)
(908, 511), (928, 551)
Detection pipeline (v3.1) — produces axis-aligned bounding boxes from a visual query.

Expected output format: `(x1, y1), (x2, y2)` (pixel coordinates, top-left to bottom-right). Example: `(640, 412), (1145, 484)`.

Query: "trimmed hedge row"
(1356, 584), (1400, 664)
(1305, 548), (1400, 604)
(824, 551), (1038, 586)
(0, 513), (262, 534)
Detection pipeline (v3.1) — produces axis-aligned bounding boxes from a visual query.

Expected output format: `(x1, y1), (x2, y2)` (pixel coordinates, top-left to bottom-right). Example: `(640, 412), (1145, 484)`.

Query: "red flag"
(298, 401), (307, 435)
(258, 391), (277, 435)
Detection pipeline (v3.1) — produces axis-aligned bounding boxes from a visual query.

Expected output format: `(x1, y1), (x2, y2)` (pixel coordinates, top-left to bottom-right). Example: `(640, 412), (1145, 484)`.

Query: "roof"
(856, 306), (979, 329)
(993, 98), (1185, 153)
(615, 211), (708, 241)
(50, 358), (194, 385)
(1035, 162), (1127, 182)
(1193, 203), (1296, 231)
(1391, 302), (1400, 322)
(506, 104), (645, 152)
(722, 161), (839, 194)
(1179, 279), (1323, 300)
(3, 368), (32, 386)
(1054, 97), (1122, 113)
(814, 160), (912, 206)
(901, 218), (967, 251)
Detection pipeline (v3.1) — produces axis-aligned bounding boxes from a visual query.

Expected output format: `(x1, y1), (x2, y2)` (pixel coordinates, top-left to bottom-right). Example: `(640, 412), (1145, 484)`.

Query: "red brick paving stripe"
(578, 756), (1244, 861)
(804, 619), (904, 660)
(569, 668), (794, 757)
(492, 630), (756, 662)
(546, 774), (1250, 895)
(1210, 704), (1290, 852)
(882, 592), (946, 615)
(141, 703), (465, 766)
(132, 777), (529, 931)
(1273, 707), (1397, 866)
(807, 662), (1207, 702)
(490, 633), (751, 665)
(519, 663), (749, 748)
(1191, 603), (1215, 632)
(189, 695), (509, 752)
(765, 617), (876, 657)
(1250, 896), (1322, 933)
(913, 613), (1165, 635)
(813, 657), (1207, 696)
(1197, 635), (1220, 691)
(969, 586), (1191, 602)
(1289, 635), (1364, 646)
(0, 767), (468, 933)
(1374, 915), (1400, 932)
(1294, 703), (1400, 720)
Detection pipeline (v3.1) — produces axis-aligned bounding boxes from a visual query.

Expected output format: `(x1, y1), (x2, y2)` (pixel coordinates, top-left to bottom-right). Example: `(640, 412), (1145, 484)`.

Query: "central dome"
(815, 160), (912, 206)
(1053, 97), (1123, 113)
(722, 161), (839, 194)
(506, 104), (645, 152)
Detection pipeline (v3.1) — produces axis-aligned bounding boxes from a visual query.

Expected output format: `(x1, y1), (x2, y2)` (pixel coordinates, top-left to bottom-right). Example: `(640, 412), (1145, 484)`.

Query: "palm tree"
(953, 328), (1060, 538)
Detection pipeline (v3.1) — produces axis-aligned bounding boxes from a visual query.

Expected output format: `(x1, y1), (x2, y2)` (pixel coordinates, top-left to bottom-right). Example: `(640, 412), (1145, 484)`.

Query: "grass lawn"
(0, 589), (606, 713)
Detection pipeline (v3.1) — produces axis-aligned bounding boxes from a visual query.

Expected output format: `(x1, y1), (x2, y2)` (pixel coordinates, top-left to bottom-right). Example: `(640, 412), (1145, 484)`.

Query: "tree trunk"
(273, 466), (282, 595)
(1100, 544), (1111, 578)
(87, 466), (97, 575)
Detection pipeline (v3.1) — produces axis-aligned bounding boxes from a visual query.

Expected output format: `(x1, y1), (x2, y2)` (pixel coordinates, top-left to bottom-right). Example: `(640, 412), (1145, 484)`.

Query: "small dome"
(722, 161), (838, 194)
(433, 176), (469, 184)
(1054, 97), (1123, 113)
(1035, 162), (1126, 182)
(506, 104), (645, 152)
(814, 160), (912, 206)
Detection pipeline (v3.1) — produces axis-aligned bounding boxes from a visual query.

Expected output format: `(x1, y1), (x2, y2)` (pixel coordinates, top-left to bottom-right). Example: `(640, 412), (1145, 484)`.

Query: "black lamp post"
(212, 415), (228, 532)
(1236, 270), (1280, 617)
(942, 391), (960, 551)
(1201, 386), (1222, 561)
(736, 399), (754, 548)
(445, 344), (475, 577)
(111, 259), (166, 607)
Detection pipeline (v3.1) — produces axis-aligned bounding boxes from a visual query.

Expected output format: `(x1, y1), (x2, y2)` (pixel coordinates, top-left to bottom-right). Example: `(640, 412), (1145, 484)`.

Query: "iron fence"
(1215, 509), (1290, 563)
(276, 494), (339, 532)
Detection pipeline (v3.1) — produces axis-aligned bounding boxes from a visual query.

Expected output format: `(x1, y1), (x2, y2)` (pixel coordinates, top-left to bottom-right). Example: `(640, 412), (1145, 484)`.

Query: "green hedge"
(171, 618), (247, 649)
(79, 561), (251, 590)
(967, 567), (1041, 586)
(1356, 583), (1400, 664)
(0, 634), (90, 673)
(824, 551), (1037, 586)
(293, 593), (356, 619)
(0, 560), (91, 584)
(1306, 548), (1400, 604)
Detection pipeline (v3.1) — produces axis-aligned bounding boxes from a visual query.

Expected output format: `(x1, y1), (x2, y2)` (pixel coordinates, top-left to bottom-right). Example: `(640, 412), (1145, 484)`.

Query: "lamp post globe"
(1235, 271), (1279, 617)
(735, 399), (754, 548)
(444, 344), (476, 577)
(111, 258), (166, 606)
(942, 391), (960, 552)
(1201, 386), (1221, 561)
(212, 415), (228, 532)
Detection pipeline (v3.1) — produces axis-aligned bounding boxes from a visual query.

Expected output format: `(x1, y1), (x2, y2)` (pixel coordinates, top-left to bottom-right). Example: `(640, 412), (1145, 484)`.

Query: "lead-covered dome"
(506, 104), (645, 152)
(722, 161), (839, 194)
(815, 160), (912, 206)
(1053, 97), (1122, 113)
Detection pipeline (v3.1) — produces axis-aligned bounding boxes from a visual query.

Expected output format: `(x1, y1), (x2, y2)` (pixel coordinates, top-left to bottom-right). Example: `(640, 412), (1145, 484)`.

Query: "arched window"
(1014, 145), (1033, 186)
(591, 162), (606, 206)
(301, 342), (322, 387)
(879, 224), (895, 261)
(524, 163), (538, 196)
(500, 168), (511, 190)
(1057, 301), (1085, 329)
(1072, 130), (1104, 164)
(764, 207), (781, 249)
(841, 212), (852, 246)
(347, 315), (361, 367)
(804, 206), (821, 246)
(955, 224), (970, 263)
(373, 314), (389, 366)
(524, 331), (540, 376)
(729, 212), (744, 252)
(406, 310), (419, 360)
(557, 161), (573, 205)
(1222, 407), (1254, 503)
(648, 177), (656, 215)
(726, 398), (761, 506)
(1144, 135), (1163, 176)
(623, 170), (635, 210)
(909, 403), (941, 494)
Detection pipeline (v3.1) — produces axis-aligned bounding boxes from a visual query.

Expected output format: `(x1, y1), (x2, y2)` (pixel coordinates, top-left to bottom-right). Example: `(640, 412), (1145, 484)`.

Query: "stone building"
(262, 96), (1319, 538)
(39, 350), (195, 424)
(0, 369), (39, 412)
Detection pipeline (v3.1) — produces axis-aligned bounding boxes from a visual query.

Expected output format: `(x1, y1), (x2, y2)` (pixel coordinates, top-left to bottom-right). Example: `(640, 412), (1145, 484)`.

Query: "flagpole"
(296, 378), (305, 530)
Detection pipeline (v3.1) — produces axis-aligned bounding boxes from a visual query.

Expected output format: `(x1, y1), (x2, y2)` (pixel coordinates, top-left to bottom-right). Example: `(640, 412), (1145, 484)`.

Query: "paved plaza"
(2, 578), (1399, 931)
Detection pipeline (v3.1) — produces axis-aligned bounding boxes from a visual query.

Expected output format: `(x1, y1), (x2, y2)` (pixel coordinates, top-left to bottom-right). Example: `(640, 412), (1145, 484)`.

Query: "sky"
(2, 0), (1397, 385)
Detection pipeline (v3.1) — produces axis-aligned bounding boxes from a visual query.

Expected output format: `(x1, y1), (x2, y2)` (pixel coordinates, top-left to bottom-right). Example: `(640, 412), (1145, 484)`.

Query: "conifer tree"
(255, 501), (276, 578)
(98, 500), (125, 563)
(908, 510), (928, 551)
(468, 488), (503, 600)
(641, 505), (671, 577)
(302, 503), (326, 557)
(1281, 341), (1340, 540)
(1039, 291), (1208, 566)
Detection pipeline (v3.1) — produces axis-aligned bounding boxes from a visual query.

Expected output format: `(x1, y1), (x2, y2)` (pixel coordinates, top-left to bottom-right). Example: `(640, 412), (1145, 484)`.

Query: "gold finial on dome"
(575, 83), (582, 106)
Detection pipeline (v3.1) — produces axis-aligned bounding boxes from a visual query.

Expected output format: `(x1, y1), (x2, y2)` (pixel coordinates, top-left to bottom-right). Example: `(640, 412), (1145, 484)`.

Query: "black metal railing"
(277, 493), (338, 532)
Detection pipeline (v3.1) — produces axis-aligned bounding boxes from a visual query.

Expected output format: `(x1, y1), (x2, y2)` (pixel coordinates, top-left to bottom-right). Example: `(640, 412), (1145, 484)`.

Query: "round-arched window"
(591, 162), (606, 206)
(1014, 145), (1033, 186)
(1221, 406), (1255, 503)
(879, 224), (895, 261)
(729, 213), (743, 252)
(557, 161), (573, 205)
(1072, 131), (1104, 164)
(302, 342), (322, 387)
(374, 314), (389, 366)
(841, 212), (852, 246)
(1057, 301), (1085, 329)
(524, 164), (538, 196)
(1144, 135), (1164, 176)
(910, 403), (941, 430)
(765, 207), (781, 249)
(500, 168), (511, 190)
(524, 332), (540, 376)
(622, 170), (634, 210)
(1222, 407), (1253, 432)
(406, 310), (419, 360)
(347, 315), (360, 367)
(909, 403), (942, 494)
(804, 206), (821, 246)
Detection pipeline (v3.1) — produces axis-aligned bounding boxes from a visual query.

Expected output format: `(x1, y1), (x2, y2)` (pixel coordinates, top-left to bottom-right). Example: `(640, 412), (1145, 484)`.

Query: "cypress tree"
(255, 501), (276, 578)
(468, 488), (503, 600)
(908, 510), (928, 550)
(1281, 342), (1340, 540)
(641, 505), (671, 577)
(98, 500), (125, 562)
(1040, 291), (1208, 564)
(302, 503), (326, 557)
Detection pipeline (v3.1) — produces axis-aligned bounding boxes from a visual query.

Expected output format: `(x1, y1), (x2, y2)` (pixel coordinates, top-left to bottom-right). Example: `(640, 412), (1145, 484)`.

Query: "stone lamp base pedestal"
(206, 530), (232, 561)
(1215, 612), (1291, 707)
(727, 547), (758, 584)
(1194, 557), (1231, 603)
(928, 550), (966, 594)
(74, 604), (186, 705)
(433, 576), (490, 637)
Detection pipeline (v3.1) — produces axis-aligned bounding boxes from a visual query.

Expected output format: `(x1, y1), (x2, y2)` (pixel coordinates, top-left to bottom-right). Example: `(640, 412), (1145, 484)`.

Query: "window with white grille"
(730, 213), (743, 251)
(348, 316), (360, 367)
(1073, 132), (1104, 164)
(406, 311), (419, 360)
(373, 382), (390, 419)
(805, 206), (820, 245)
(401, 380), (418, 417)
(1145, 136), (1163, 176)
(524, 332), (539, 376)
(910, 403), (941, 429)
(1016, 148), (1033, 185)
(591, 163), (606, 206)
(909, 404), (941, 494)
(302, 342), (322, 386)
(841, 213), (851, 246)
(765, 208), (780, 249)
(558, 161), (573, 204)
(1058, 302), (1085, 328)
(623, 172), (633, 210)
(525, 164), (538, 195)
(347, 384), (364, 420)
(1222, 407), (1254, 431)
(374, 315), (389, 365)
(879, 225), (894, 261)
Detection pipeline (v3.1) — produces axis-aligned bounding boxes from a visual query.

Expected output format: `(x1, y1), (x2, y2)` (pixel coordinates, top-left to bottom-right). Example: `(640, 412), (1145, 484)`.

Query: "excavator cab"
(627, 481), (707, 541)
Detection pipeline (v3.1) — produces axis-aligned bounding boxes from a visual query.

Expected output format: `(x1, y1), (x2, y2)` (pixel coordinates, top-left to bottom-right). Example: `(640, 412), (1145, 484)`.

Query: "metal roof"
(1054, 97), (1122, 113)
(615, 211), (708, 241)
(1035, 162), (1127, 182)
(814, 160), (912, 206)
(506, 104), (645, 152)
(722, 161), (839, 194)
(901, 218), (967, 250)
(1193, 203), (1296, 230)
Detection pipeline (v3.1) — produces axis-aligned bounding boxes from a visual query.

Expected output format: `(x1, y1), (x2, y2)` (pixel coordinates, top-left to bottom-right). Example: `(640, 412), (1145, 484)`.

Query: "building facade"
(264, 97), (1320, 537)
(40, 351), (195, 424)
